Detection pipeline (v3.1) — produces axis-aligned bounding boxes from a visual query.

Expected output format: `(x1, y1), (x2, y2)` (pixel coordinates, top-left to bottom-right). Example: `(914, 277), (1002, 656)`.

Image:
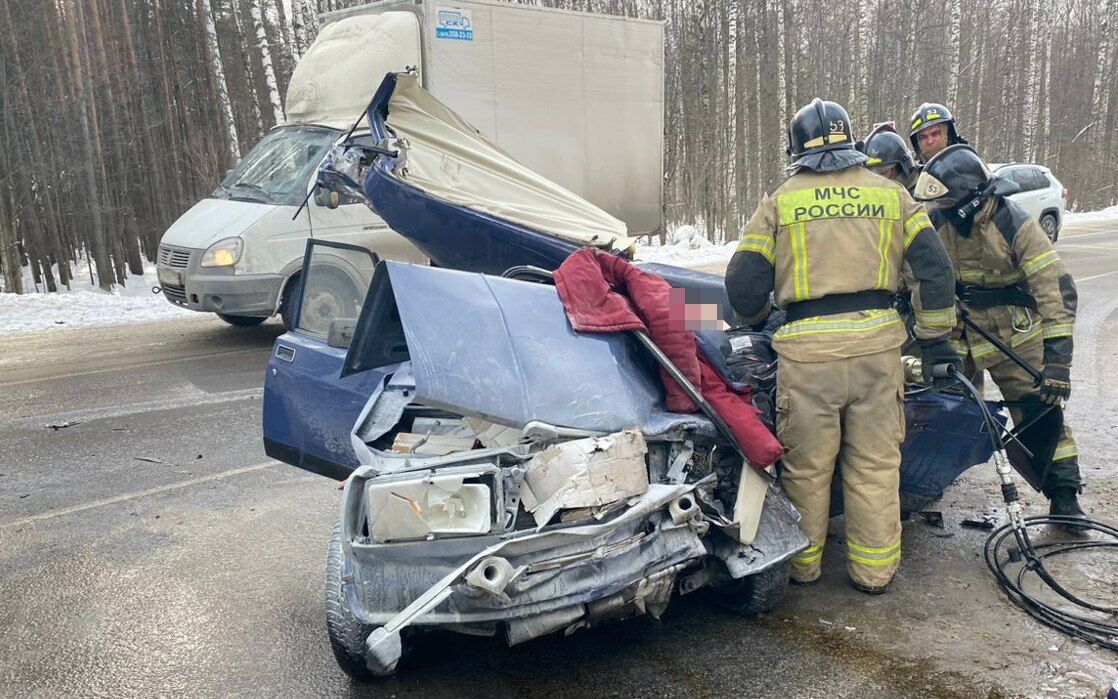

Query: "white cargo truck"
(156, 0), (664, 327)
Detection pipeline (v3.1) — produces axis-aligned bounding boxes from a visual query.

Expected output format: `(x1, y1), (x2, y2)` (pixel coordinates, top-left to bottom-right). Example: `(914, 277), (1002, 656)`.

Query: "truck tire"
(1040, 213), (1059, 243)
(216, 313), (266, 327)
(711, 560), (791, 617)
(325, 520), (379, 681)
(279, 275), (301, 331)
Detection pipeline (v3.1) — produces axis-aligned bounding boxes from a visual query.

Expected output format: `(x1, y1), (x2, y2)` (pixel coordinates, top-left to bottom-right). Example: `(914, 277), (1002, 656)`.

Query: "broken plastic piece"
(465, 556), (521, 600)
(364, 627), (403, 676)
(521, 430), (650, 527)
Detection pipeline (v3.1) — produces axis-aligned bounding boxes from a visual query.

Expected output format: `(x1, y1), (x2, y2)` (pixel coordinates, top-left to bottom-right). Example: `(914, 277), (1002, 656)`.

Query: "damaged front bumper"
(338, 448), (807, 674)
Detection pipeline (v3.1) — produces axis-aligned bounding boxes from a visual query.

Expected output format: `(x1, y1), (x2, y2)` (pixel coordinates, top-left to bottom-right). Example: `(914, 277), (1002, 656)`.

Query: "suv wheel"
(1040, 213), (1059, 243)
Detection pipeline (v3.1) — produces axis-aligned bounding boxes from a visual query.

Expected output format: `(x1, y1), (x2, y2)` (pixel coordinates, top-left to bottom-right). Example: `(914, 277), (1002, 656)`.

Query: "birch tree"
(202, 0), (240, 161)
(251, 0), (285, 126)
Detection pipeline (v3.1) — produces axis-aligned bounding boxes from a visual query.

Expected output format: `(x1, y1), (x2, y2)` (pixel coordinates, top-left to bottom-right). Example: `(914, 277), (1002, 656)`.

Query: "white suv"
(989, 163), (1067, 242)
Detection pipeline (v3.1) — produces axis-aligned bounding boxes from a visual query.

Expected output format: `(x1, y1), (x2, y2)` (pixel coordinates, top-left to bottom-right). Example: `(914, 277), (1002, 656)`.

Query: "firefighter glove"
(1038, 364), (1071, 405)
(918, 338), (963, 386)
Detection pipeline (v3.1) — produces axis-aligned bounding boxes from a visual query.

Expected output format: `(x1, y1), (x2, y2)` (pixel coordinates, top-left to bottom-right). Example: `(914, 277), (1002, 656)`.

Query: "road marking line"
(0, 388), (264, 431)
(1076, 270), (1118, 283)
(0, 460), (280, 530)
(0, 347), (264, 388)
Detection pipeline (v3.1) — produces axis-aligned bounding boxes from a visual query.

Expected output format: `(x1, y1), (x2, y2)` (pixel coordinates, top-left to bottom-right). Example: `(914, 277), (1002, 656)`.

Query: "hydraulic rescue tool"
(908, 303), (1118, 651)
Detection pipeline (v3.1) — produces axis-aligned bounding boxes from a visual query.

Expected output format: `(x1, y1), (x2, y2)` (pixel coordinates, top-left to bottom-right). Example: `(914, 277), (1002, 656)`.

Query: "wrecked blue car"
(261, 73), (1000, 680)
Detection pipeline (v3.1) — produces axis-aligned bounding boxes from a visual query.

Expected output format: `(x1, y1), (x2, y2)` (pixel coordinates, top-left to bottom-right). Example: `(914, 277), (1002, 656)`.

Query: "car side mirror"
(327, 317), (358, 349)
(314, 187), (342, 209)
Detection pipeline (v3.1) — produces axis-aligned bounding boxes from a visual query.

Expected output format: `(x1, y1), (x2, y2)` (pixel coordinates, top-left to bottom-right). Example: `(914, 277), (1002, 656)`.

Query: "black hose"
(942, 366), (1118, 650)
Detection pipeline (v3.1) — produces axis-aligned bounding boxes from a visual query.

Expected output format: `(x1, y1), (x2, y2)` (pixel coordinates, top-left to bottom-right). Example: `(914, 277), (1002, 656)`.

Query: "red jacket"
(553, 248), (783, 468)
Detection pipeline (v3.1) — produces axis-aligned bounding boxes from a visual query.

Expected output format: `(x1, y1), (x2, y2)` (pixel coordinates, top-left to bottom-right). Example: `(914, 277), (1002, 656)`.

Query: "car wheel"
(279, 275), (301, 331)
(325, 520), (382, 681)
(1040, 213), (1059, 243)
(711, 559), (791, 617)
(215, 313), (266, 327)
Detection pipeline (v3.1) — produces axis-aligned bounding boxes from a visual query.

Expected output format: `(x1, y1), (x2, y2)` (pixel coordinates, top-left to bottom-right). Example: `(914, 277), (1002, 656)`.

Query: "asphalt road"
(2, 224), (1117, 697)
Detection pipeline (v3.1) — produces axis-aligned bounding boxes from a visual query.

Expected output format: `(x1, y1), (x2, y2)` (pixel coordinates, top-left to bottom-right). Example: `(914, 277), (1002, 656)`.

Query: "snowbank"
(0, 262), (195, 336)
(634, 224), (737, 268)
(1064, 204), (1118, 225)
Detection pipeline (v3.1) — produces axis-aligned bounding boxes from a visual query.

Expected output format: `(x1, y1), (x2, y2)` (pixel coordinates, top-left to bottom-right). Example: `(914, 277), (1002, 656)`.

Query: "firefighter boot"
(1048, 486), (1088, 533)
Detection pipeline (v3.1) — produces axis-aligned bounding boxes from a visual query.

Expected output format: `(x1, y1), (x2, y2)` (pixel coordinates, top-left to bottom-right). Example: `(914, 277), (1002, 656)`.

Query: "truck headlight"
(365, 473), (494, 543)
(200, 237), (243, 267)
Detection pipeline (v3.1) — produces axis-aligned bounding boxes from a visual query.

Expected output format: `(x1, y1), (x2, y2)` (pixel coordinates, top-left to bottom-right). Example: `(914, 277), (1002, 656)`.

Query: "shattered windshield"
(214, 126), (338, 206)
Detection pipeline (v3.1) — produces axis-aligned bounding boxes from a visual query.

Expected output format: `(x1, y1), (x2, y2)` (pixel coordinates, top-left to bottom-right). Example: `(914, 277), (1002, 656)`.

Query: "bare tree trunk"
(252, 0), (286, 126)
(229, 0), (264, 143)
(948, 0), (962, 107)
(1091, 0), (1115, 126)
(62, 0), (113, 290)
(202, 0), (240, 161)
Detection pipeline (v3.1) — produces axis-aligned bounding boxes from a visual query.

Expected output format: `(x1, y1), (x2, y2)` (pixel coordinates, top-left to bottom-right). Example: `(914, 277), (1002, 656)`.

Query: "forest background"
(0, 0), (1115, 292)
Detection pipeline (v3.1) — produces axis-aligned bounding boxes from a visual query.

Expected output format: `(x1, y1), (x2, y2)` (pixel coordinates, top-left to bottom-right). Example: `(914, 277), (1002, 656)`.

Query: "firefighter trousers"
(963, 339), (1081, 494)
(776, 347), (904, 588)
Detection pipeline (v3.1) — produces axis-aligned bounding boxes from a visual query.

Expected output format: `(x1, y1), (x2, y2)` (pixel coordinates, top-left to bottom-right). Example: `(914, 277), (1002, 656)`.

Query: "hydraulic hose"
(933, 363), (1118, 651)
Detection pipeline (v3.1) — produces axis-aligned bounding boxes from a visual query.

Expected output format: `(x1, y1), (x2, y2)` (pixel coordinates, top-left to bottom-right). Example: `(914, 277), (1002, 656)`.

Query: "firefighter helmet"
(909, 102), (966, 154)
(913, 144), (993, 219)
(859, 124), (917, 179)
(787, 99), (856, 159)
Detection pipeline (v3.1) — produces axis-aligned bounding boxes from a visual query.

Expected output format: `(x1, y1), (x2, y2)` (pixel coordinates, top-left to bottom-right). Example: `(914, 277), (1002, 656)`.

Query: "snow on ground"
(1064, 204), (1118, 224)
(0, 261), (195, 336)
(634, 224), (737, 268)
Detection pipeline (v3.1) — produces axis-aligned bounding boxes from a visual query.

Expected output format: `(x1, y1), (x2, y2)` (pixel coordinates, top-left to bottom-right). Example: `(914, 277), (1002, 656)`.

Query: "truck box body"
(309, 0), (665, 235)
(157, 0), (663, 323)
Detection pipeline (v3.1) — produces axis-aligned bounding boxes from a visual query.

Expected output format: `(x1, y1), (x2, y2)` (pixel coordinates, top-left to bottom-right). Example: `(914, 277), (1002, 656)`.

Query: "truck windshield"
(214, 126), (338, 206)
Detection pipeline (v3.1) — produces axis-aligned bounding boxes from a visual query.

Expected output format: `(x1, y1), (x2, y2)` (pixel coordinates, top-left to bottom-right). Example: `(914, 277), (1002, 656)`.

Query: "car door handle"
(275, 344), (296, 362)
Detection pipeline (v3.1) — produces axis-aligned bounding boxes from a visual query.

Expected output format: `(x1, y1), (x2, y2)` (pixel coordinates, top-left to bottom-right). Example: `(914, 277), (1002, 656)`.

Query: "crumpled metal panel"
(711, 486), (810, 579)
(380, 262), (665, 433)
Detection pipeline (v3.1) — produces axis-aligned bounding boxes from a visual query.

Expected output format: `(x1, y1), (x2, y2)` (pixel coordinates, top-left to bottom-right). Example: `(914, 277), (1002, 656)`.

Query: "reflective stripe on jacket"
(726, 166), (957, 362)
(933, 198), (1077, 368)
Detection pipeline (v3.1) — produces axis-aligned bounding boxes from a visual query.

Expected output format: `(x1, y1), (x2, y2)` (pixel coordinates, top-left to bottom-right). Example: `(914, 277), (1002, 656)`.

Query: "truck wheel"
(325, 520), (380, 681)
(1040, 213), (1059, 243)
(216, 313), (266, 327)
(711, 560), (791, 617)
(297, 272), (360, 337)
(279, 275), (301, 331)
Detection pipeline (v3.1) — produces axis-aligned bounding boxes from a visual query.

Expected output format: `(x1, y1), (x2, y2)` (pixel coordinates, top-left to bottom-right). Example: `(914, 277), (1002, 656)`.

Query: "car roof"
(989, 162), (1052, 174)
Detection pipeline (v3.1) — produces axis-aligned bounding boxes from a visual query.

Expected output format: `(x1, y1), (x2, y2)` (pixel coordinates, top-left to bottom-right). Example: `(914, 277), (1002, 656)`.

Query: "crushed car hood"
(323, 72), (632, 275)
(343, 261), (719, 439)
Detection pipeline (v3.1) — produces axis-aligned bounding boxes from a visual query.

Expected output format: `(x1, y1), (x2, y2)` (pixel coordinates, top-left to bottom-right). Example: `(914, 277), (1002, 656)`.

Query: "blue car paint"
(359, 73), (587, 276)
(263, 330), (386, 479)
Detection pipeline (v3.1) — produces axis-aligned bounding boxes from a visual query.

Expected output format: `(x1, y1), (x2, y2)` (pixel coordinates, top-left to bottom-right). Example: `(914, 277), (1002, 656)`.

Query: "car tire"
(325, 519), (380, 681)
(711, 559), (791, 617)
(216, 313), (266, 327)
(1040, 213), (1059, 243)
(279, 274), (301, 331)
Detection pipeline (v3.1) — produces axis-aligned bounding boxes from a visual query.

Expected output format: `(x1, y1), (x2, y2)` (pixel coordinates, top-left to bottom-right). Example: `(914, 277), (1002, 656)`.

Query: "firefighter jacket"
(932, 197), (1077, 369)
(726, 166), (957, 363)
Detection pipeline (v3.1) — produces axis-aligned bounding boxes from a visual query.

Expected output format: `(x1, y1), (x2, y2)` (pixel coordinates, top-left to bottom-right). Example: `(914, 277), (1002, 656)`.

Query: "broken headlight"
(364, 468), (502, 543)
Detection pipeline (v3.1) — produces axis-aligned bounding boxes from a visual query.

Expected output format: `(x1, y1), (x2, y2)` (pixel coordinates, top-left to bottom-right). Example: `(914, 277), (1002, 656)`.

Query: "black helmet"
(858, 124), (916, 179)
(913, 144), (1000, 220)
(788, 98), (855, 159)
(909, 102), (966, 155)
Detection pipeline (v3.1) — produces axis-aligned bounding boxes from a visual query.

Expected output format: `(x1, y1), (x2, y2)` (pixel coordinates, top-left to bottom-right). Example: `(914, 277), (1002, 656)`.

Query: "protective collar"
(788, 148), (868, 174)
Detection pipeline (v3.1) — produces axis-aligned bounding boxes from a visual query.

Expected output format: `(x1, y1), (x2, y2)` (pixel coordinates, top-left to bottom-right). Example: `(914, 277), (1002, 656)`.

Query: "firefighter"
(909, 102), (967, 163)
(859, 124), (920, 193)
(725, 99), (959, 593)
(913, 144), (1086, 530)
